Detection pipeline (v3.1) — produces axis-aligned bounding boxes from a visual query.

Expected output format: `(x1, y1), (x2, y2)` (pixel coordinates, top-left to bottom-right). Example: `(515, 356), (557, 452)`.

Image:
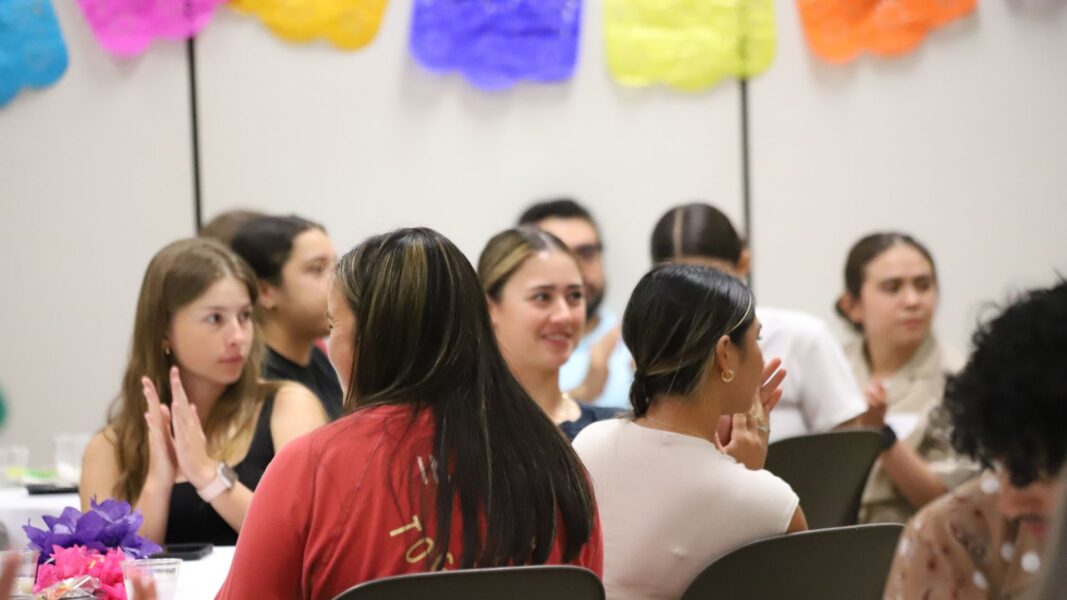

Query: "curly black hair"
(945, 280), (1067, 487)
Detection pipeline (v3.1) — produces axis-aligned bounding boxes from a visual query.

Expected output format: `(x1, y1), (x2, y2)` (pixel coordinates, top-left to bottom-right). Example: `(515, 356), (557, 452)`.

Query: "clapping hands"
(142, 366), (217, 491)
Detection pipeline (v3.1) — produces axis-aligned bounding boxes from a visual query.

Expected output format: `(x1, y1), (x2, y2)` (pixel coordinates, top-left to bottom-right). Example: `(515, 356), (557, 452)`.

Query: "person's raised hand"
(859, 379), (888, 429)
(165, 367), (216, 490)
(759, 357), (787, 415)
(141, 376), (177, 490)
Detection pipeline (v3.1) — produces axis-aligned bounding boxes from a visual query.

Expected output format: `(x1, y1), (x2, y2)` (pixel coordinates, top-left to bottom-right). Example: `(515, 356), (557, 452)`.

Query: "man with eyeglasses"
(519, 199), (632, 410)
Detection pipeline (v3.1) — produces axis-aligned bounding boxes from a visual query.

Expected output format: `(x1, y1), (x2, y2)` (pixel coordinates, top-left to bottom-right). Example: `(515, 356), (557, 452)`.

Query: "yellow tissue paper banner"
(605, 0), (776, 92)
(230, 0), (388, 50)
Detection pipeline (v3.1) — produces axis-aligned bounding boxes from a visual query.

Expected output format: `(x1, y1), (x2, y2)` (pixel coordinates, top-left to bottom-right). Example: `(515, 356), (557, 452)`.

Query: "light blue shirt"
(558, 310), (635, 410)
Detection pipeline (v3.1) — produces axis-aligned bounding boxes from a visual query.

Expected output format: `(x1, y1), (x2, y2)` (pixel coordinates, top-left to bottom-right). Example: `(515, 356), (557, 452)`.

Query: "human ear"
(838, 293), (863, 326)
(486, 294), (502, 328)
(736, 249), (751, 279)
(714, 334), (732, 375)
(259, 280), (280, 310)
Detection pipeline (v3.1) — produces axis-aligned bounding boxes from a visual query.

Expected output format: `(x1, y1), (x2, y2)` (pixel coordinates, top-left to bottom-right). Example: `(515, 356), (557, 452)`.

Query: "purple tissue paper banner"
(409, 0), (581, 91)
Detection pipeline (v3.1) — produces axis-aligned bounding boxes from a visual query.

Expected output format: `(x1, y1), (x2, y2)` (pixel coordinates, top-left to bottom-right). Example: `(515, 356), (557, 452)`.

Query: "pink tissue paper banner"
(75, 0), (226, 56)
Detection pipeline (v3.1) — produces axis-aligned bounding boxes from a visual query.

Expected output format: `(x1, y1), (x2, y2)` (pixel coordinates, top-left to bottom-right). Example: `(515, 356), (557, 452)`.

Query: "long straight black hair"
(333, 227), (596, 567)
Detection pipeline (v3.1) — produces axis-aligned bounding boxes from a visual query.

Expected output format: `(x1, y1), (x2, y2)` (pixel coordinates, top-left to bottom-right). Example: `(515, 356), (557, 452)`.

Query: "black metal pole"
(740, 77), (752, 289)
(186, 37), (203, 233)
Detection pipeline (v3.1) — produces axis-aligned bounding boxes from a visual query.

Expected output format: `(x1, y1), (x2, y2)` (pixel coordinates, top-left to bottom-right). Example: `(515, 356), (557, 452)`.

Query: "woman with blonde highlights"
(478, 226), (619, 440)
(218, 228), (601, 599)
(80, 238), (326, 545)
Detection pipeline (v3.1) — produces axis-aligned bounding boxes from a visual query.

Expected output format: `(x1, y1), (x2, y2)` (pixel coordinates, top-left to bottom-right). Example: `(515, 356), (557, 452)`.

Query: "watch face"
(219, 463), (238, 487)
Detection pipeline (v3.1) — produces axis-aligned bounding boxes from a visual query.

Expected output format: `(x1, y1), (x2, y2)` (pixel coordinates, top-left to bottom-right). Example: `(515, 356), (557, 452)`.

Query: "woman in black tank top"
(80, 239), (327, 545)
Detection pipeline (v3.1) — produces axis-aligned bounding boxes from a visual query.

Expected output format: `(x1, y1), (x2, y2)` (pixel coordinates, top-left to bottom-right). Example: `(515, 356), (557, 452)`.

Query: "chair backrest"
(332, 565), (605, 600)
(680, 523), (904, 600)
(764, 429), (884, 529)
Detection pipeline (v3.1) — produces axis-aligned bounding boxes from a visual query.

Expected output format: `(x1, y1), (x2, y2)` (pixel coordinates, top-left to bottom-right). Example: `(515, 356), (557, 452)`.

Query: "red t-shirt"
(216, 404), (603, 599)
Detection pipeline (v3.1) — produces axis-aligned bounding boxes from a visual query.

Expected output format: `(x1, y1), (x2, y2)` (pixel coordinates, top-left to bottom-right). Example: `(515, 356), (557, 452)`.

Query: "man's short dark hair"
(946, 280), (1067, 487)
(518, 198), (598, 231)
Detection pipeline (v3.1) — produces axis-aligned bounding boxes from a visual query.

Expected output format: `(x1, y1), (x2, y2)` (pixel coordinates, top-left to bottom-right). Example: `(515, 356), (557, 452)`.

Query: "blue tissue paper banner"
(0, 0), (68, 107)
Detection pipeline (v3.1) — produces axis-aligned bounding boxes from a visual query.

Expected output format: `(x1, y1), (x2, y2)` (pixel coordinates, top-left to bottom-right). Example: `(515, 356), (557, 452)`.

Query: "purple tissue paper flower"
(24, 498), (162, 564)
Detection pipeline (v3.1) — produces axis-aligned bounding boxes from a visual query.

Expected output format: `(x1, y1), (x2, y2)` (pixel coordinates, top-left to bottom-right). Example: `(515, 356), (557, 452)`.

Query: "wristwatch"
(197, 462), (237, 503)
(879, 424), (898, 451)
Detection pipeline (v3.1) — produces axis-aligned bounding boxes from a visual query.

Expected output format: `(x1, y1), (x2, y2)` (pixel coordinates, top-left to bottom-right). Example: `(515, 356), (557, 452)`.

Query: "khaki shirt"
(846, 335), (979, 523)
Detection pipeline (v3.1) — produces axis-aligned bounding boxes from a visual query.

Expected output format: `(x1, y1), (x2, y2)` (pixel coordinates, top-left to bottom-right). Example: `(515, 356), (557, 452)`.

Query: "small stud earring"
(721, 370), (735, 383)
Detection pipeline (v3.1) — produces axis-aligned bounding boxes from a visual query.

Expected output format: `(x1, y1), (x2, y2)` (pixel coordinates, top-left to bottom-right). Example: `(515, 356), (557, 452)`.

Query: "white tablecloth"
(176, 545), (234, 599)
(1, 488), (234, 598)
(0, 487), (80, 550)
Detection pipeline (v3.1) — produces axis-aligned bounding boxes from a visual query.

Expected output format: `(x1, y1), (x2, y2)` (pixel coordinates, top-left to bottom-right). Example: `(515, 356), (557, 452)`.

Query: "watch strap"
(879, 424), (898, 451)
(196, 462), (236, 503)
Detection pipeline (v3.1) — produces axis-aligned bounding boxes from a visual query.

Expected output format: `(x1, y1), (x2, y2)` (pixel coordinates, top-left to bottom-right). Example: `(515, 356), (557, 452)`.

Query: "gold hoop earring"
(721, 370), (735, 383)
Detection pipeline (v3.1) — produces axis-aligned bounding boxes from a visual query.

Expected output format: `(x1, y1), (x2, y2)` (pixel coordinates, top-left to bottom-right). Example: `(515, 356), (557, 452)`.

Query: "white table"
(1, 488), (234, 598)
(0, 487), (80, 550)
(176, 545), (234, 599)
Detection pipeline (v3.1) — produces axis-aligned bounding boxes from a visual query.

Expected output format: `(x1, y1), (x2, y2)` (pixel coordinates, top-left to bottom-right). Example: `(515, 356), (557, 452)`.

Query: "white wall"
(0, 1), (195, 462)
(2, 0), (1066, 466)
(750, 0), (1067, 351)
(194, 0), (744, 313)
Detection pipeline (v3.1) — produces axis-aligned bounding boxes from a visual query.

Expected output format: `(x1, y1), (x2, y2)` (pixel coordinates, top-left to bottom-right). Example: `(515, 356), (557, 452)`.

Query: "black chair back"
(765, 429), (884, 528)
(680, 523), (904, 600)
(332, 565), (605, 600)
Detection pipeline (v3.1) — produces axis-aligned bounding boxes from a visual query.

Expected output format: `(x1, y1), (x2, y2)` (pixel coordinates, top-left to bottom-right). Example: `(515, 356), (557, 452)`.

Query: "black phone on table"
(151, 543), (214, 560)
(26, 483), (78, 495)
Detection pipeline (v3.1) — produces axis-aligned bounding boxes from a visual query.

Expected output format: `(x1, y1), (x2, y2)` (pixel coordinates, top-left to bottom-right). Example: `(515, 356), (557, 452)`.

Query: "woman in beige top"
(837, 232), (977, 523)
(574, 263), (804, 600)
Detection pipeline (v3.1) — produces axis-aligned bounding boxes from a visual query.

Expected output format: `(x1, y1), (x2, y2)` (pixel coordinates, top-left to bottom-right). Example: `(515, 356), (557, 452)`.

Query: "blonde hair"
(477, 226), (579, 300)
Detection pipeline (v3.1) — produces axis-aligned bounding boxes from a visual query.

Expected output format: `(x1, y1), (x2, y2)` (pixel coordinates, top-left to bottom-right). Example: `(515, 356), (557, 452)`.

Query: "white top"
(573, 419), (799, 600)
(757, 307), (866, 442)
(558, 309), (635, 409)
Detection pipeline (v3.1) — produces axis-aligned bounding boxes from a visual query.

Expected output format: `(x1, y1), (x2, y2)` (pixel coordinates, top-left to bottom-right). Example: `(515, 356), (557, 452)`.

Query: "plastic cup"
(121, 558), (181, 600)
(53, 433), (92, 484)
(4, 549), (39, 599)
(0, 446), (29, 487)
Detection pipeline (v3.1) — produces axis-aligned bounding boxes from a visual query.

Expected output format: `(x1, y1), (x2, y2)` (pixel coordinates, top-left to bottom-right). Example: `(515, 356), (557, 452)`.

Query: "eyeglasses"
(572, 243), (603, 262)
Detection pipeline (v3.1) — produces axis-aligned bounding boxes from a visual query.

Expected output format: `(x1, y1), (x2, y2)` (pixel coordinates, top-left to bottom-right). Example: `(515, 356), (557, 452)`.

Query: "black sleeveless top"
(164, 393), (276, 545)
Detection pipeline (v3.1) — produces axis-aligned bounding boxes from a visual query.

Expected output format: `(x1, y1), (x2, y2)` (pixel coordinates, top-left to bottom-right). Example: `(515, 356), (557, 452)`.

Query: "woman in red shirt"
(217, 228), (602, 600)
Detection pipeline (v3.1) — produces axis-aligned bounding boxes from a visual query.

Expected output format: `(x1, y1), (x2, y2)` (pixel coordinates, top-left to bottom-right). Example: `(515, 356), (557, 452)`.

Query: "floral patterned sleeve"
(883, 475), (1042, 600)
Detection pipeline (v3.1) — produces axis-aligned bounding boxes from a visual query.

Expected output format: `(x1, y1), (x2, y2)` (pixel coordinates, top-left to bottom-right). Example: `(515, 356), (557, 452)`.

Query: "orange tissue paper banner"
(797, 0), (976, 64)
(229, 0), (388, 50)
(605, 0), (777, 92)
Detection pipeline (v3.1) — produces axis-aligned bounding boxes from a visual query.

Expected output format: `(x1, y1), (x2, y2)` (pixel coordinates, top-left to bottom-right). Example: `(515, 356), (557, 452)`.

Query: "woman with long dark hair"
(218, 228), (601, 599)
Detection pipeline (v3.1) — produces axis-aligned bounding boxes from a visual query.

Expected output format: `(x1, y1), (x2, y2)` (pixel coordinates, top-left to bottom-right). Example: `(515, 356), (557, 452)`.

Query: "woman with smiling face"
(837, 232), (978, 523)
(79, 239), (326, 545)
(478, 227), (620, 440)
